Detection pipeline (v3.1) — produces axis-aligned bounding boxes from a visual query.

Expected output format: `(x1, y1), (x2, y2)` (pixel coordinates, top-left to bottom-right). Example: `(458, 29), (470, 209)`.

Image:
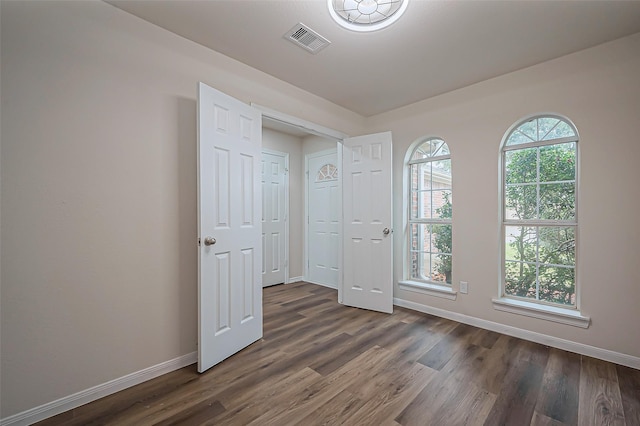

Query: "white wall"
(262, 128), (304, 279)
(367, 32), (640, 361)
(0, 1), (366, 417)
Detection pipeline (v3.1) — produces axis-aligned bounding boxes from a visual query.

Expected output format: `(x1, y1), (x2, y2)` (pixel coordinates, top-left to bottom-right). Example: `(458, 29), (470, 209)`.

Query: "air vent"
(284, 23), (331, 54)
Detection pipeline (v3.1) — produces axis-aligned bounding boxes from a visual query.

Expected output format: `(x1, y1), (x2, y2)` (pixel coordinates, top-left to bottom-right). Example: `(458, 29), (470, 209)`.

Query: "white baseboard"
(394, 298), (640, 370)
(0, 352), (197, 426)
(8, 298), (637, 425)
(288, 276), (304, 283)
(302, 279), (337, 290)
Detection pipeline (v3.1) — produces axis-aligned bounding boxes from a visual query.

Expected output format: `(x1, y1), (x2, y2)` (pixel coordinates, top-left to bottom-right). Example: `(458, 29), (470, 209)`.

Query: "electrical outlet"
(460, 281), (468, 294)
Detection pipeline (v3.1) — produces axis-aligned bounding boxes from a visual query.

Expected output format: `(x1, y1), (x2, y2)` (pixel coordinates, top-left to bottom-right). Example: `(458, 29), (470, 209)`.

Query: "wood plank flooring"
(37, 282), (640, 426)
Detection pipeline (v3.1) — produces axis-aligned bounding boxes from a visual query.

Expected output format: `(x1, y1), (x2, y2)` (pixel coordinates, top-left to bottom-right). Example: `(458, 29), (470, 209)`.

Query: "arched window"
(501, 115), (578, 307)
(406, 138), (452, 286)
(316, 163), (338, 182)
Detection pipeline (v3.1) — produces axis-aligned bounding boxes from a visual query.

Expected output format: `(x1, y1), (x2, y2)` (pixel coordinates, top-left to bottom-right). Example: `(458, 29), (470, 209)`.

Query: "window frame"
(400, 137), (455, 299)
(498, 113), (582, 311)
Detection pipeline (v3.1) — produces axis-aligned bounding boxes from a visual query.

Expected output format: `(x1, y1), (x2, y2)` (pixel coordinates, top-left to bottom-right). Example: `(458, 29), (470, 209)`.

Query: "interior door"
(307, 150), (340, 288)
(342, 132), (393, 313)
(197, 82), (262, 373)
(261, 150), (287, 287)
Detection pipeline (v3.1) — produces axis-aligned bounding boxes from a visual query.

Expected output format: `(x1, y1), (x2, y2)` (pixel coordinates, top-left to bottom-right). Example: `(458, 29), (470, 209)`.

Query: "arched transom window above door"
(316, 163), (338, 182)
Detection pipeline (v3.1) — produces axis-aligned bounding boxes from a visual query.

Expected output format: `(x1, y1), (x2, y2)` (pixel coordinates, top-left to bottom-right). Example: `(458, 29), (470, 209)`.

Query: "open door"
(197, 82), (262, 373)
(342, 132), (393, 313)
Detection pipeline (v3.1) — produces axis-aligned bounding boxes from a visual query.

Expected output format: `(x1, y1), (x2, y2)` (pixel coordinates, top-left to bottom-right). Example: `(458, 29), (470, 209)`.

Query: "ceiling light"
(328, 0), (409, 32)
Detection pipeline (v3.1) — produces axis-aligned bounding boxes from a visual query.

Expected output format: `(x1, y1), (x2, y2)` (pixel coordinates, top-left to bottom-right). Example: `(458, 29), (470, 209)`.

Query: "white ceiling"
(107, 0), (640, 117)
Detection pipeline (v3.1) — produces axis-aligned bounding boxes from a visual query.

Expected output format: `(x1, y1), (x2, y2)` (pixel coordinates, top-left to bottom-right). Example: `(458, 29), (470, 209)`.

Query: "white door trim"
(251, 103), (348, 141)
(262, 148), (290, 285)
(337, 144), (344, 303)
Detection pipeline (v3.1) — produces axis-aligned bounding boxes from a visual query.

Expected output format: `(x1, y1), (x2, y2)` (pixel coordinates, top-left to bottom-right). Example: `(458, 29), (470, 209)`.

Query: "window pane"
(436, 142), (450, 156)
(410, 223), (430, 253)
(519, 120), (538, 141)
(410, 223), (424, 251)
(411, 139), (451, 160)
(411, 142), (431, 161)
(432, 190), (452, 219)
(409, 223), (452, 285)
(537, 117), (560, 140)
(431, 159), (452, 188)
(430, 139), (443, 156)
(539, 265), (575, 305)
(432, 224), (452, 255)
(539, 226), (575, 266)
(539, 183), (575, 220)
(411, 163), (432, 191)
(505, 148), (537, 184)
(431, 254), (452, 284)
(410, 252), (430, 281)
(505, 226), (536, 263)
(540, 143), (576, 182)
(505, 184), (537, 220)
(506, 130), (533, 146)
(412, 190), (432, 219)
(542, 120), (576, 140)
(410, 164), (417, 191)
(505, 261), (536, 298)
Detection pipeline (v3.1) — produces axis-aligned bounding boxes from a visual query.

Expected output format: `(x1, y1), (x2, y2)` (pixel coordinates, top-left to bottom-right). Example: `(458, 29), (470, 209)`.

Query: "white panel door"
(307, 151), (340, 288)
(342, 132), (393, 313)
(197, 82), (262, 373)
(261, 150), (287, 287)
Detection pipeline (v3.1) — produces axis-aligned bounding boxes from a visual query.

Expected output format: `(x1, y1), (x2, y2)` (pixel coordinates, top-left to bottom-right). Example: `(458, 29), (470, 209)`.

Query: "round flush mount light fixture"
(328, 0), (409, 32)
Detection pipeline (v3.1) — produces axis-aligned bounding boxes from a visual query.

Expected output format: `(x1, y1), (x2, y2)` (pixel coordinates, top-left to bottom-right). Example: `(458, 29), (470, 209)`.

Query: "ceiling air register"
(328, 0), (409, 32)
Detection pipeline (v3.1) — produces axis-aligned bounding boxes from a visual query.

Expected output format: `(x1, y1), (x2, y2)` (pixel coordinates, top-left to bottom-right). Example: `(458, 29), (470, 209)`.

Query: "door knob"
(204, 236), (216, 246)
(383, 228), (390, 235)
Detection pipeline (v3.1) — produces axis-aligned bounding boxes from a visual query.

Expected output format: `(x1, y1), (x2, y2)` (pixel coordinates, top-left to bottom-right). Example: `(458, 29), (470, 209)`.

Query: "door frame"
(261, 148), (290, 285)
(251, 104), (348, 300)
(304, 148), (342, 289)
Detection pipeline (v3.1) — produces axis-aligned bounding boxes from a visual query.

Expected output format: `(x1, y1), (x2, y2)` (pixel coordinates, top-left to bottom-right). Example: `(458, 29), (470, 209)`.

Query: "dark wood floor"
(38, 282), (640, 426)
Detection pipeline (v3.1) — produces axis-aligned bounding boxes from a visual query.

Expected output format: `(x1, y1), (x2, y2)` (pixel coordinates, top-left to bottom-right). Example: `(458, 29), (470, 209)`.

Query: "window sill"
(491, 297), (590, 328)
(398, 280), (457, 300)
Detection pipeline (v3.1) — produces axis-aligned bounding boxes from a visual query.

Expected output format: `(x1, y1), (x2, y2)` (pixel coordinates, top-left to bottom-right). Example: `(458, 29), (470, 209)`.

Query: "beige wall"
(367, 32), (640, 360)
(262, 128), (304, 279)
(0, 1), (366, 417)
(302, 134), (339, 158)
(2, 0), (639, 420)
